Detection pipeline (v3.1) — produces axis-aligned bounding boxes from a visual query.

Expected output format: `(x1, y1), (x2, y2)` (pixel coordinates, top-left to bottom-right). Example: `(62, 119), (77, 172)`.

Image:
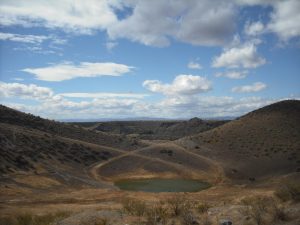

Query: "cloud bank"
(1, 81), (294, 120)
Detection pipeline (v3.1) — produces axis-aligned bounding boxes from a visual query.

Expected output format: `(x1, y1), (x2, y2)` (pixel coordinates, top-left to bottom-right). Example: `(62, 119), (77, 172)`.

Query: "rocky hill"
(0, 105), (143, 189)
(178, 100), (300, 181)
(91, 117), (227, 140)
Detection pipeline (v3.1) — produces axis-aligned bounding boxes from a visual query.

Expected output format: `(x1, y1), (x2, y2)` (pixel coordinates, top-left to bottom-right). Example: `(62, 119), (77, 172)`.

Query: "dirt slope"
(0, 105), (142, 150)
(0, 105), (141, 191)
(177, 100), (300, 181)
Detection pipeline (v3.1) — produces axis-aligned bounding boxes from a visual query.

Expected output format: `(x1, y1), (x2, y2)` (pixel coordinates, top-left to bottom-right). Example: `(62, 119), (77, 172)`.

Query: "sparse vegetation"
(119, 196), (214, 225)
(181, 210), (198, 225)
(1, 101), (300, 225)
(0, 211), (70, 225)
(195, 202), (210, 214)
(145, 204), (169, 225)
(240, 196), (291, 225)
(275, 182), (300, 202)
(271, 204), (289, 222)
(121, 198), (147, 216)
(166, 194), (188, 216)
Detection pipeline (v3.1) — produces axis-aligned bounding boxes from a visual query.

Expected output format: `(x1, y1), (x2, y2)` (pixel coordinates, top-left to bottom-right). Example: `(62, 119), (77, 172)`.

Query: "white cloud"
(0, 82), (149, 119)
(188, 61), (202, 70)
(0, 82), (54, 100)
(212, 42), (266, 69)
(244, 21), (264, 36)
(238, 0), (300, 42)
(0, 0), (117, 34)
(0, 82), (294, 119)
(156, 95), (282, 118)
(0, 32), (67, 55)
(215, 70), (248, 79)
(1, 0), (299, 47)
(12, 77), (24, 81)
(267, 0), (300, 42)
(22, 61), (133, 81)
(105, 41), (118, 51)
(13, 46), (57, 55)
(0, 32), (48, 44)
(4, 95), (294, 120)
(231, 82), (267, 93)
(60, 92), (149, 99)
(234, 0), (275, 6)
(143, 75), (212, 96)
(107, 0), (236, 47)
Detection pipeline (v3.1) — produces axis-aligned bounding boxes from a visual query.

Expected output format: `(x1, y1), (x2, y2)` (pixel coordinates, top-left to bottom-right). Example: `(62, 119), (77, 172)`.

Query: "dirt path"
(89, 144), (194, 182)
(88, 140), (223, 183)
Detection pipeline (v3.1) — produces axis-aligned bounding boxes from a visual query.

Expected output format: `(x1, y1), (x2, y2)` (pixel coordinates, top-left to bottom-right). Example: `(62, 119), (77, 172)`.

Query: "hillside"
(0, 105), (144, 191)
(1, 101), (299, 184)
(0, 105), (142, 150)
(177, 100), (300, 181)
(1, 100), (300, 225)
(90, 117), (227, 140)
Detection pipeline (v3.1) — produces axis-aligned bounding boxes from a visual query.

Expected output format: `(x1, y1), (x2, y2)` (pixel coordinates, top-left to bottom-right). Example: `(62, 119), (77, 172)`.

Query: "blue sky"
(0, 0), (299, 120)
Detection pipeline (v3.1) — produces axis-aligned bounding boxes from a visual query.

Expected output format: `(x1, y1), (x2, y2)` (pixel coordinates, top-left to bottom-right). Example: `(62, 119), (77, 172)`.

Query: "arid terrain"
(0, 100), (300, 225)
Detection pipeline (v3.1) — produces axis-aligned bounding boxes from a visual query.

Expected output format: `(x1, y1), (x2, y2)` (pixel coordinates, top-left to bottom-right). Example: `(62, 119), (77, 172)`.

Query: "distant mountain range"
(61, 116), (236, 123)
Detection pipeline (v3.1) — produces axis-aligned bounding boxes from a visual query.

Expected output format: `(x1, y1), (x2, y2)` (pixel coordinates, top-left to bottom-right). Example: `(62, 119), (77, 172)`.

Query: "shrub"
(271, 204), (289, 222)
(275, 182), (300, 202)
(16, 214), (33, 225)
(153, 202), (169, 224)
(145, 204), (168, 225)
(36, 211), (70, 225)
(121, 198), (147, 216)
(167, 195), (188, 216)
(181, 210), (198, 225)
(241, 196), (273, 225)
(195, 202), (210, 214)
(200, 214), (212, 225)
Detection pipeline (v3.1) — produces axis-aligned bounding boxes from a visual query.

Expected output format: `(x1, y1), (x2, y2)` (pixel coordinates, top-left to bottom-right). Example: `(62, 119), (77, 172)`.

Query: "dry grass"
(275, 182), (300, 202)
(14, 176), (61, 189)
(166, 194), (193, 217)
(121, 198), (147, 216)
(0, 211), (70, 225)
(241, 196), (273, 225)
(271, 204), (289, 222)
(195, 202), (210, 214)
(241, 195), (291, 225)
(80, 217), (110, 225)
(145, 204), (168, 225)
(120, 195), (214, 225)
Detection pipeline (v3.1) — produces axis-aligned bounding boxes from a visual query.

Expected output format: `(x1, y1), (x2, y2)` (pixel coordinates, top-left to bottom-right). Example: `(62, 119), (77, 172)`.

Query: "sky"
(0, 0), (299, 120)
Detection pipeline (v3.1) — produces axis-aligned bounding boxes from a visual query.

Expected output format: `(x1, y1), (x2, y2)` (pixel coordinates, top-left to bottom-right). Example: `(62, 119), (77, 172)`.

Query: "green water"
(115, 178), (211, 192)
